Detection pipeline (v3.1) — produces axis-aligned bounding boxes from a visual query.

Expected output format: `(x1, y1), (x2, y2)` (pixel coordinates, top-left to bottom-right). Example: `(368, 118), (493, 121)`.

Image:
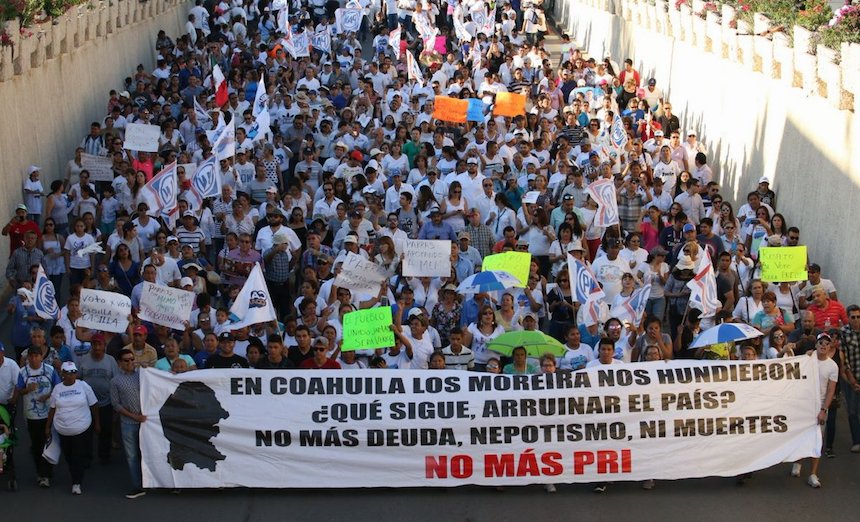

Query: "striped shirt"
(110, 370), (142, 424)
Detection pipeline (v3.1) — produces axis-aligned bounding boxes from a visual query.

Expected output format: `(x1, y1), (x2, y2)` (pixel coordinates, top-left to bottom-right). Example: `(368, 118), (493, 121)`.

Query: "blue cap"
(683, 223), (696, 233)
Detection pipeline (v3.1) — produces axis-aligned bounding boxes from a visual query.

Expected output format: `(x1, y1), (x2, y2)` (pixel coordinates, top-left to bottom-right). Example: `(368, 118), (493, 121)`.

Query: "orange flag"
(432, 96), (468, 123)
(493, 92), (527, 117)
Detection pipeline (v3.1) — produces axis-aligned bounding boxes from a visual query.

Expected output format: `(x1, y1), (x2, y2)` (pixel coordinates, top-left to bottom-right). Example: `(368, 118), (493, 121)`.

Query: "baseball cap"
(28, 165), (41, 175)
(349, 150), (364, 162)
(343, 235), (358, 244)
(467, 157), (479, 164)
(758, 176), (770, 185)
(183, 210), (197, 218)
(180, 277), (194, 287)
(687, 129), (697, 137)
(119, 90), (130, 98)
(817, 332), (832, 343)
(520, 311), (538, 322)
(369, 148), (383, 157)
(457, 231), (471, 241)
(428, 206), (442, 215)
(16, 204), (27, 212)
(61, 361), (78, 373)
(362, 186), (377, 195)
(273, 232), (290, 245)
(648, 78), (656, 86)
(407, 308), (425, 319)
(266, 186), (279, 194)
(683, 223), (696, 233)
(219, 332), (235, 341)
(654, 130), (664, 137)
(133, 325), (148, 336)
(166, 235), (179, 243)
(567, 239), (585, 252)
(314, 336), (329, 348)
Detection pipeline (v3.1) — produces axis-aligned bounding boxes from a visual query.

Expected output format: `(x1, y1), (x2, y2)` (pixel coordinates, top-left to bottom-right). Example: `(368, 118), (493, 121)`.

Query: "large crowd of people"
(0, 0), (857, 500)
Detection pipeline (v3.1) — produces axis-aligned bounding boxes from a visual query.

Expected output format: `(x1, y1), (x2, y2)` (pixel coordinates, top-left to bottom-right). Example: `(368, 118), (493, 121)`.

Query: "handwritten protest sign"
(123, 123), (161, 152)
(78, 289), (131, 333)
(433, 96), (468, 123)
(342, 306), (395, 351)
(402, 240), (451, 277)
(334, 252), (389, 295)
(493, 92), (527, 117)
(482, 251), (531, 287)
(760, 246), (808, 282)
(81, 153), (114, 182)
(138, 282), (195, 330)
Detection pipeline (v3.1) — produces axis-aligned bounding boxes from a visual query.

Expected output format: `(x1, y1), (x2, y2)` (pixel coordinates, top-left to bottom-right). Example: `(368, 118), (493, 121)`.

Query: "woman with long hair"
(462, 304), (506, 372)
(639, 205), (665, 252)
(732, 279), (765, 324)
(441, 181), (467, 235)
(44, 180), (71, 236)
(548, 223), (574, 278)
(489, 193), (517, 242)
(430, 284), (462, 347)
(494, 293), (519, 333)
(109, 243), (141, 297)
(374, 236), (400, 275)
(40, 218), (66, 300)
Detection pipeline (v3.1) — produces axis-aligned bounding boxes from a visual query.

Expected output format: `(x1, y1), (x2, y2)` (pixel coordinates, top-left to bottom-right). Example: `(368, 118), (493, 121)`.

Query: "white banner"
(138, 282), (195, 330)
(140, 358), (821, 488)
(79, 289), (132, 333)
(333, 252), (388, 295)
(81, 153), (114, 182)
(402, 239), (451, 277)
(124, 123), (161, 152)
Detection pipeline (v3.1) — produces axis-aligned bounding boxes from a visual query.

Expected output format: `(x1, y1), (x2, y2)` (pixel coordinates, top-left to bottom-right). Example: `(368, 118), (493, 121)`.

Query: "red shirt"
(132, 158), (155, 181)
(809, 300), (849, 330)
(300, 358), (341, 370)
(6, 219), (41, 256)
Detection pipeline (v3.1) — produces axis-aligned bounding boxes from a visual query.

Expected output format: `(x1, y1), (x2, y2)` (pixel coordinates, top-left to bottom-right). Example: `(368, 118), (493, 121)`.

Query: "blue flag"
(466, 99), (486, 122)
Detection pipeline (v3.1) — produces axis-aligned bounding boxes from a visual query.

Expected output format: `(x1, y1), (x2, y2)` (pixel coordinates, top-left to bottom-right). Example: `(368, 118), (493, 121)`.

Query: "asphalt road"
(3, 409), (860, 522)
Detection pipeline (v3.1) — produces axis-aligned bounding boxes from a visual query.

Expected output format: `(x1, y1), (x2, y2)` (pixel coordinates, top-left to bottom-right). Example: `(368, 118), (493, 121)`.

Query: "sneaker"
(71, 484), (82, 495)
(38, 477), (50, 488)
(824, 448), (835, 458)
(544, 484), (557, 493)
(642, 479), (655, 490)
(807, 474), (821, 488)
(790, 463), (801, 477)
(593, 484), (607, 493)
(125, 489), (147, 499)
(851, 444), (860, 453)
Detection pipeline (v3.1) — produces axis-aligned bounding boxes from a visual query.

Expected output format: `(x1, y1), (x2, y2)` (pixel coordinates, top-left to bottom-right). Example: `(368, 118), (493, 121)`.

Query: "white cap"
(180, 277), (194, 287)
(273, 233), (290, 245)
(27, 165), (40, 175)
(61, 361), (78, 372)
(758, 176), (770, 185)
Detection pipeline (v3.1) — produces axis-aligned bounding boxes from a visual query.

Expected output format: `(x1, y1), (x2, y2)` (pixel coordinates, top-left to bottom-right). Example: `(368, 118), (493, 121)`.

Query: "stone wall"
(555, 0), (860, 303)
(0, 0), (190, 259)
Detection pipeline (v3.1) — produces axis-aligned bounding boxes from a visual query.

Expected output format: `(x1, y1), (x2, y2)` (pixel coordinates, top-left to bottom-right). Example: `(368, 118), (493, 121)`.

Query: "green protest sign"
(342, 306), (395, 351)
(760, 246), (808, 282)
(482, 251), (531, 287)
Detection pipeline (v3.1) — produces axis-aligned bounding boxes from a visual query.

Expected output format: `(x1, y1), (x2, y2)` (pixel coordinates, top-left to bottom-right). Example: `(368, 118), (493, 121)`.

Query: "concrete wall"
(0, 0), (190, 260)
(554, 0), (860, 304)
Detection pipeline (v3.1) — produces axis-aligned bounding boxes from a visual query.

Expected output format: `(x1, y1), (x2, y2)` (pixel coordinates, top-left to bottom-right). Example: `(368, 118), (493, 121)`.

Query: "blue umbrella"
(456, 270), (522, 294)
(690, 323), (763, 348)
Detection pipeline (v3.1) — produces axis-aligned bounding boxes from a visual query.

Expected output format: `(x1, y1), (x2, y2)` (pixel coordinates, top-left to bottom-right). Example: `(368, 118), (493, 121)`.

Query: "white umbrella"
(690, 323), (763, 348)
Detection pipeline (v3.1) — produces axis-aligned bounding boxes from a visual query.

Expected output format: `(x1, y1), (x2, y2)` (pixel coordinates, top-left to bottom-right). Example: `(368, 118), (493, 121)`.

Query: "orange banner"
(493, 92), (527, 118)
(432, 96), (468, 123)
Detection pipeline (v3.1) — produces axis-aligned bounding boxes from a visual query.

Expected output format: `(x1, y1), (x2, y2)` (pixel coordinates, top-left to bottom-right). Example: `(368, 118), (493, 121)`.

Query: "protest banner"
(140, 357), (821, 488)
(334, 252), (388, 295)
(433, 96), (468, 123)
(123, 123), (161, 152)
(79, 289), (131, 333)
(402, 239), (451, 277)
(493, 92), (526, 117)
(81, 153), (114, 182)
(342, 306), (395, 351)
(760, 246), (808, 282)
(482, 251), (531, 287)
(138, 282), (195, 330)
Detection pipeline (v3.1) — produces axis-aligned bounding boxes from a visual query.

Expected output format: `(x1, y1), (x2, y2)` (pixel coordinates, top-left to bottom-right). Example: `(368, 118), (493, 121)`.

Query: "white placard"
(402, 239), (451, 277)
(138, 282), (195, 330)
(334, 252), (388, 295)
(80, 153), (115, 182)
(522, 191), (540, 205)
(140, 357), (821, 489)
(124, 123), (161, 152)
(79, 289), (131, 333)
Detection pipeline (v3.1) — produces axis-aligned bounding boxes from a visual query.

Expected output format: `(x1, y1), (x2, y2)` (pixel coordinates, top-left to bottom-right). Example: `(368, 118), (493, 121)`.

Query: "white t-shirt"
(560, 343), (596, 371)
(405, 329), (435, 370)
(586, 358), (623, 368)
(468, 323), (505, 365)
(64, 233), (96, 270)
(49, 380), (97, 436)
(817, 356), (838, 405)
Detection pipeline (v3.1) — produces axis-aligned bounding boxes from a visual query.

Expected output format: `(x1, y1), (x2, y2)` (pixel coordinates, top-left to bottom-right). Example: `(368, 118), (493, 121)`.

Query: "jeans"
(843, 380), (860, 445)
(26, 418), (53, 479)
(59, 428), (93, 485)
(96, 404), (114, 461)
(121, 422), (142, 490)
(645, 297), (666, 323)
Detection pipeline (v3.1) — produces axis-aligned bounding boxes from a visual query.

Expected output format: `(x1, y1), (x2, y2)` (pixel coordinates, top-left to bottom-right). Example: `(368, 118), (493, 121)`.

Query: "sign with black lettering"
(140, 358), (821, 488)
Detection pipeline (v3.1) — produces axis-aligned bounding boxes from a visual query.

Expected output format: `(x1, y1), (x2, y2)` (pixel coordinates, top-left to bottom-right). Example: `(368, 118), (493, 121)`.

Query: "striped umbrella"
(689, 323), (763, 348)
(456, 270), (522, 294)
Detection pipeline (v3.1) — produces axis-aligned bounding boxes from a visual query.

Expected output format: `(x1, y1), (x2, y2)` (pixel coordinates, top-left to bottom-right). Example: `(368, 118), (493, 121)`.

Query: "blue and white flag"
(311, 29), (331, 55)
(610, 114), (629, 154)
(687, 250), (720, 318)
(291, 30), (310, 58)
(188, 155), (221, 207)
(610, 284), (652, 325)
(209, 123), (235, 161)
(585, 178), (619, 227)
(406, 50), (423, 86)
(229, 263), (277, 328)
(251, 79), (271, 141)
(34, 264), (59, 320)
(568, 255), (606, 327)
(142, 162), (178, 213)
(193, 97), (212, 127)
